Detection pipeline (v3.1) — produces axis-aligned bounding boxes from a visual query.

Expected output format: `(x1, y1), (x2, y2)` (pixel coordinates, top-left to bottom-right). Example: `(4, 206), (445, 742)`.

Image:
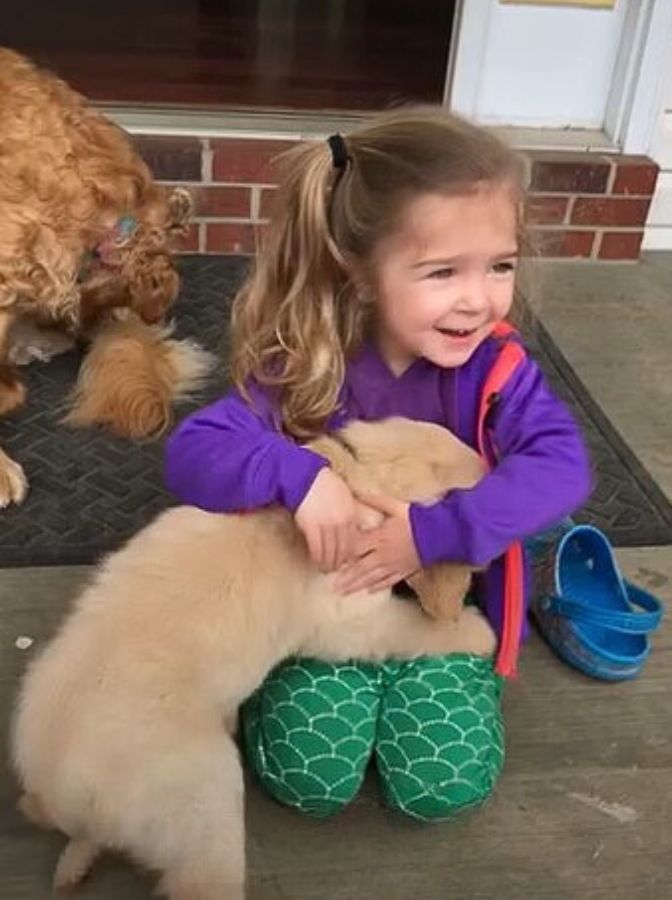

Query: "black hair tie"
(327, 133), (349, 170)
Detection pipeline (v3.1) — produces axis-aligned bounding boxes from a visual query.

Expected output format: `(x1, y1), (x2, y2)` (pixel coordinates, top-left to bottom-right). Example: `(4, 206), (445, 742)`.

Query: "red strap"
(496, 544), (525, 678)
(477, 325), (527, 679)
(476, 337), (526, 459)
(491, 321), (516, 338)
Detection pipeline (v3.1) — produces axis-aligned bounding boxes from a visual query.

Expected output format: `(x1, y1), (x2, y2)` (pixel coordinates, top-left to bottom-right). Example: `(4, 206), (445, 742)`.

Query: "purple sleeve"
(164, 385), (328, 513)
(409, 357), (592, 567)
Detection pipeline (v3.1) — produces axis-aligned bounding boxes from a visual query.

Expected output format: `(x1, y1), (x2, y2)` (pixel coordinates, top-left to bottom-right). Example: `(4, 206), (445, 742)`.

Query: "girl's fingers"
(334, 525), (350, 570)
(342, 522), (359, 565)
(366, 573), (399, 594)
(353, 532), (377, 559)
(321, 527), (337, 572)
(338, 565), (388, 595)
(307, 527), (325, 571)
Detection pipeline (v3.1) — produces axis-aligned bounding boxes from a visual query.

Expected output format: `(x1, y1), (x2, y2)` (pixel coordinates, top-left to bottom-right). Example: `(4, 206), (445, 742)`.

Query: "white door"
(449, 0), (628, 128)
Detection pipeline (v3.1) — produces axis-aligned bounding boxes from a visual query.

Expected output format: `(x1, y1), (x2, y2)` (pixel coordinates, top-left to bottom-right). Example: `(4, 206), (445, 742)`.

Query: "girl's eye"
(491, 260), (517, 275)
(427, 267), (455, 279)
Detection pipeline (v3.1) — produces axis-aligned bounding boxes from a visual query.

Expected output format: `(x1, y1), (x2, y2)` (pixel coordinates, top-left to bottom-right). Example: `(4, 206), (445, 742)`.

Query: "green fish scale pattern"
(375, 655), (504, 820)
(242, 654), (504, 820)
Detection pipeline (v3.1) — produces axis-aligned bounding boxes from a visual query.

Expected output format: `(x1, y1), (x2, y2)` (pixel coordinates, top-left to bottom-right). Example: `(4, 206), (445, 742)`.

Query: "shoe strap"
(543, 585), (663, 634)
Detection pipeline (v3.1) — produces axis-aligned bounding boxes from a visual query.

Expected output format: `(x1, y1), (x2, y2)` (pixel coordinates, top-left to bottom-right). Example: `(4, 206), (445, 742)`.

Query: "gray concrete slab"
(0, 548), (670, 900)
(528, 253), (672, 501)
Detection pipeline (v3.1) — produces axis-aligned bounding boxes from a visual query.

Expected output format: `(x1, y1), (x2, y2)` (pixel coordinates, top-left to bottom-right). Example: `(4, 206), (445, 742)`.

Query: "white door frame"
(444, 0), (493, 120)
(605, 0), (672, 153)
(445, 0), (672, 155)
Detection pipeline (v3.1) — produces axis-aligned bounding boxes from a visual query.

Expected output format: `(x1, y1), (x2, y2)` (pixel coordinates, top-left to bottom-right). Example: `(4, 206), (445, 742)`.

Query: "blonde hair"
(230, 106), (526, 439)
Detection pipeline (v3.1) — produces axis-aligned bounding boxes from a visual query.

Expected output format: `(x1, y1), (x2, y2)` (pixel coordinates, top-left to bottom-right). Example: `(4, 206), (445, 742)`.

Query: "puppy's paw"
(53, 838), (99, 892)
(0, 450), (28, 508)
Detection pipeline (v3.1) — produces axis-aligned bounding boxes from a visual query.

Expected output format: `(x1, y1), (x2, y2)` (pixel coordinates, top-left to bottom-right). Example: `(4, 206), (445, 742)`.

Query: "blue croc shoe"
(530, 524), (663, 681)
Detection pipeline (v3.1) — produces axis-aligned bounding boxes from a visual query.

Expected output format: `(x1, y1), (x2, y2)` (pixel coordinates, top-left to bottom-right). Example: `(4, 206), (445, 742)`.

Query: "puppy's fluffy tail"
(64, 316), (215, 440)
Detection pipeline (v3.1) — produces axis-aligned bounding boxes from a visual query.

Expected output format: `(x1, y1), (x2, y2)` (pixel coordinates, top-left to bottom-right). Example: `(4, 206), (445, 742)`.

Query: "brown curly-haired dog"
(0, 47), (194, 506)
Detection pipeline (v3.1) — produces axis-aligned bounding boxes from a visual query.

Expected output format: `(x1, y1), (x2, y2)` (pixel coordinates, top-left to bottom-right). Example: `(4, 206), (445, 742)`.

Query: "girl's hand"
(295, 468), (358, 572)
(335, 492), (420, 594)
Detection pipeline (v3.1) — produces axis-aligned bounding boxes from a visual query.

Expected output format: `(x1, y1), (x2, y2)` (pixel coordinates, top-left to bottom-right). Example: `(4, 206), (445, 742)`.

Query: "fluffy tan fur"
(0, 48), (189, 327)
(310, 420), (486, 620)
(12, 418), (494, 899)
(0, 47), (193, 502)
(64, 317), (214, 439)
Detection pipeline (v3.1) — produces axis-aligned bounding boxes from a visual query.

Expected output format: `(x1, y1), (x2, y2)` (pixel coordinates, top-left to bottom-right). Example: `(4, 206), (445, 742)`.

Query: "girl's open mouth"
(436, 327), (478, 338)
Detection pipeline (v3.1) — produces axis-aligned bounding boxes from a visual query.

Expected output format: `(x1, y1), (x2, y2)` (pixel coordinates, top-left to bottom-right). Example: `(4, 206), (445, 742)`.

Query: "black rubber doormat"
(1, 255), (671, 568)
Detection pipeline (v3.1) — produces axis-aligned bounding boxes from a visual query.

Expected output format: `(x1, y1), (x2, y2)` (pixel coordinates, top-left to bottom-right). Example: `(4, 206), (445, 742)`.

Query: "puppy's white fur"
(12, 418), (494, 900)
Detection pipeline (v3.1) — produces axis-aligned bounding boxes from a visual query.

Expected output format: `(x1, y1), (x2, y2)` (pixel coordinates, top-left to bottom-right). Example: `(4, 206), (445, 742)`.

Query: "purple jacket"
(165, 334), (592, 643)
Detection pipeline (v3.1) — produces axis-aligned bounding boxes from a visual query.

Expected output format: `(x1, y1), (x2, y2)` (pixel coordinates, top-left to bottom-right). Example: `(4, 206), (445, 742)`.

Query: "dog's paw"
(0, 450), (28, 508)
(53, 838), (99, 893)
(8, 321), (76, 366)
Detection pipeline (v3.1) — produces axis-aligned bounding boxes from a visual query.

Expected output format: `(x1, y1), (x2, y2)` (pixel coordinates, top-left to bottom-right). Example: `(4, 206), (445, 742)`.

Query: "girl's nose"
(454, 273), (489, 314)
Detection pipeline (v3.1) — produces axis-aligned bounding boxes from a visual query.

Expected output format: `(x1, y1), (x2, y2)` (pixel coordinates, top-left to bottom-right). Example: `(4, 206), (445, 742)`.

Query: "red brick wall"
(526, 152), (659, 261)
(133, 136), (659, 261)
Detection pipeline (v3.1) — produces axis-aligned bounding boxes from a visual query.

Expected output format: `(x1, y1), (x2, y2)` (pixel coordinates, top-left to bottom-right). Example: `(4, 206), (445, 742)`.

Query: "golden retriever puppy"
(0, 47), (191, 503)
(12, 418), (492, 900)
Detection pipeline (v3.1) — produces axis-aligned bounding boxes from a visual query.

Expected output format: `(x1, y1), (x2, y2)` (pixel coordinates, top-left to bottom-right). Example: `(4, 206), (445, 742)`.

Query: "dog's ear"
(407, 564), (473, 622)
(127, 253), (179, 324)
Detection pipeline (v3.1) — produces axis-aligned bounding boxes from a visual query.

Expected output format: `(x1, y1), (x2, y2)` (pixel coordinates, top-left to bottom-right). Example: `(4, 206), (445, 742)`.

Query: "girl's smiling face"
(369, 181), (519, 375)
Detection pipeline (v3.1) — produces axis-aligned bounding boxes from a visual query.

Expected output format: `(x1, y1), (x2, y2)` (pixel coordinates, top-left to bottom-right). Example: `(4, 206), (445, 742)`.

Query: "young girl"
(165, 108), (591, 821)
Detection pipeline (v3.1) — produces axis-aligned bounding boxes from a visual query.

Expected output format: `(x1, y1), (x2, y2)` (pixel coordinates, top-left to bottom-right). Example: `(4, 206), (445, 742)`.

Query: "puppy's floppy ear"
(407, 564), (473, 622)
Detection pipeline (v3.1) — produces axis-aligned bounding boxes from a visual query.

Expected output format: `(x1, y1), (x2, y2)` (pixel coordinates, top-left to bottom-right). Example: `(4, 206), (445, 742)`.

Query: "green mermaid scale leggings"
(242, 653), (504, 821)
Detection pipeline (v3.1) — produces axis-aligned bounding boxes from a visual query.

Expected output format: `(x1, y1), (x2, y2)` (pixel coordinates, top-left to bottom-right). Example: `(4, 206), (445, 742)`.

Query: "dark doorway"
(2, 1), (457, 110)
